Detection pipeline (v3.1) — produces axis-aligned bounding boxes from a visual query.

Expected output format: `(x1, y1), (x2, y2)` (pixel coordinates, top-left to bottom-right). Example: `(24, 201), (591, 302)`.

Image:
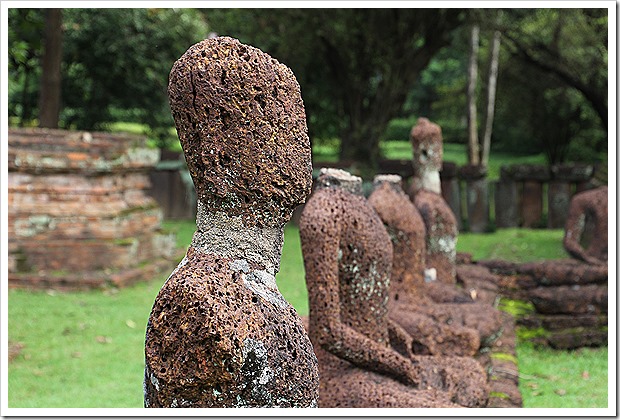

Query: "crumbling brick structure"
(8, 128), (176, 290)
(144, 36), (319, 408)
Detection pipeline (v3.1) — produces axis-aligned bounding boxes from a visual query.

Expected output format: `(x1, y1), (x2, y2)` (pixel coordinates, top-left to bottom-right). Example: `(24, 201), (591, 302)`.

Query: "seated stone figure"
(144, 37), (319, 408)
(406, 118), (503, 344)
(563, 186), (608, 265)
(369, 175), (480, 357)
(407, 118), (459, 284)
(300, 168), (489, 408)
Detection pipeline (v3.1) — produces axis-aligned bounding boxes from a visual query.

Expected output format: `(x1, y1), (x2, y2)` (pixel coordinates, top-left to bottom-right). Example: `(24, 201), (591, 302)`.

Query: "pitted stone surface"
(144, 249), (318, 407)
(145, 36), (319, 408)
(409, 118), (443, 196)
(369, 176), (502, 353)
(168, 36), (312, 228)
(563, 186), (608, 264)
(407, 118), (458, 284)
(411, 189), (459, 284)
(300, 169), (489, 407)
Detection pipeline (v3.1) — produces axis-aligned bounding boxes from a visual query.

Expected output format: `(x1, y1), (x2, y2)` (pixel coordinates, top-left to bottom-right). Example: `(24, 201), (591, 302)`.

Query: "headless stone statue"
(369, 175), (481, 357)
(144, 37), (319, 407)
(407, 118), (458, 284)
(406, 118), (503, 345)
(563, 186), (608, 265)
(300, 168), (489, 408)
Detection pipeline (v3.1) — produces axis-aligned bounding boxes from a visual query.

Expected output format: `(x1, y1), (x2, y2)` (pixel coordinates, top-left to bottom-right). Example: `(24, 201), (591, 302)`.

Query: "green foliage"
(205, 9), (467, 172)
(8, 9), (45, 124)
(8, 8), (209, 148)
(495, 9), (608, 163)
(498, 298), (536, 318)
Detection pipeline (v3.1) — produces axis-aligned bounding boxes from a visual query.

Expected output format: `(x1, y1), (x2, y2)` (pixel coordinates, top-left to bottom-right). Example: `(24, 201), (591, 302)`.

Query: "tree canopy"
(7, 7), (609, 167)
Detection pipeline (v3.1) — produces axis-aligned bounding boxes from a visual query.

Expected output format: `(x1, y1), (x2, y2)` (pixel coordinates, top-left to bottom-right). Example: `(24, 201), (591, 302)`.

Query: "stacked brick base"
(477, 259), (608, 350)
(8, 128), (179, 290)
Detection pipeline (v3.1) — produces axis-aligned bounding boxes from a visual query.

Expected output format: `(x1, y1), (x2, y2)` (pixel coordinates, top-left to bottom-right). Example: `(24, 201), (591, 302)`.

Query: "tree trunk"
(38, 8), (63, 129)
(481, 28), (501, 168)
(467, 24), (480, 166)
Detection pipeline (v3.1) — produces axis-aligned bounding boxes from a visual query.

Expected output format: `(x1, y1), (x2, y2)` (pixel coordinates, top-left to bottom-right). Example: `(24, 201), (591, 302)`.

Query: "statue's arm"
(301, 211), (420, 387)
(563, 197), (602, 264)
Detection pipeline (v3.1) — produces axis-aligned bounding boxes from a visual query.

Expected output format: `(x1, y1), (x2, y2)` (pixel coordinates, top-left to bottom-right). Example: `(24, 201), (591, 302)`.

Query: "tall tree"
(8, 8), (45, 125)
(38, 8), (63, 128)
(480, 18), (501, 168)
(466, 24), (480, 166)
(501, 8), (608, 131)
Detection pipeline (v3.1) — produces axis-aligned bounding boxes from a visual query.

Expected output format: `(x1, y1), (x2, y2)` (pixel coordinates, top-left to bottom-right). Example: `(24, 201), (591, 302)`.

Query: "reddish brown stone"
(8, 127), (176, 290)
(145, 37), (319, 408)
(547, 181), (572, 229)
(300, 168), (489, 408)
(541, 330), (607, 350)
(529, 284), (607, 315)
(369, 175), (501, 357)
(411, 189), (459, 283)
(521, 180), (543, 228)
(167, 36), (312, 229)
(563, 186), (608, 264)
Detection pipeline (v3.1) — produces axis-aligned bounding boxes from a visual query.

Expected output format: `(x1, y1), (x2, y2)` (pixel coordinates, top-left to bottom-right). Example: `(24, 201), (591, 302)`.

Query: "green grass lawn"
(7, 221), (608, 408)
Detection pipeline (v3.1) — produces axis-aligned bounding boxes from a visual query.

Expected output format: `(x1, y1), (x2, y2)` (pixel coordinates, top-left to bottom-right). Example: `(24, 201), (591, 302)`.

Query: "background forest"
(8, 8), (608, 174)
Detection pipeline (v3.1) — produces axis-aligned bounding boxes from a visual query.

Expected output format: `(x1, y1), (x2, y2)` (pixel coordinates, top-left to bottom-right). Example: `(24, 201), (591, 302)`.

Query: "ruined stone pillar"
(144, 37), (319, 408)
(548, 164), (595, 229)
(459, 164), (489, 233)
(547, 181), (572, 229)
(505, 165), (550, 228)
(494, 167), (519, 228)
(440, 162), (462, 230)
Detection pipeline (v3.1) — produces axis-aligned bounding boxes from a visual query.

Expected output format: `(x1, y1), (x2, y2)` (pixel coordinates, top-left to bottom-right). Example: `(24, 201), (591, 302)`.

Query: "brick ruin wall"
(8, 128), (178, 290)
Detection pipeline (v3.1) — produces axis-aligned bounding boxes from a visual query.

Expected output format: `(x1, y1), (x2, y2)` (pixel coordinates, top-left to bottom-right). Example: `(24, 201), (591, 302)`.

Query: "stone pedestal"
(8, 128), (177, 290)
(494, 177), (519, 228)
(547, 181), (572, 229)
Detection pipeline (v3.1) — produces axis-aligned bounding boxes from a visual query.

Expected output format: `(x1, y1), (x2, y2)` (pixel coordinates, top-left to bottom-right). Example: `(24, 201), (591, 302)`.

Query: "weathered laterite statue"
(300, 168), (489, 408)
(144, 36), (319, 408)
(406, 118), (503, 346)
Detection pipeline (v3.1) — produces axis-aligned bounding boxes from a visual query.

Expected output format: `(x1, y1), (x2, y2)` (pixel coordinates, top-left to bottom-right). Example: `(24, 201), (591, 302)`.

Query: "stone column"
(440, 162), (461, 230)
(549, 163), (594, 228)
(494, 167), (519, 228)
(458, 164), (488, 233)
(505, 165), (550, 228)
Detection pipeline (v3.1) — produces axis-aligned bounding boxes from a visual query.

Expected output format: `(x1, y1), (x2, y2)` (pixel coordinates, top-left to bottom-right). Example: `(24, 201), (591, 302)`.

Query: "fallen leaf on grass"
(554, 389), (566, 396)
(8, 341), (25, 362)
(71, 352), (82, 359)
(531, 391), (542, 396)
(526, 382), (539, 389)
(126, 319), (136, 329)
(96, 335), (112, 344)
(582, 370), (590, 380)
